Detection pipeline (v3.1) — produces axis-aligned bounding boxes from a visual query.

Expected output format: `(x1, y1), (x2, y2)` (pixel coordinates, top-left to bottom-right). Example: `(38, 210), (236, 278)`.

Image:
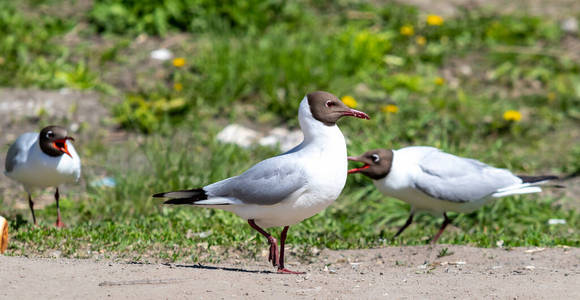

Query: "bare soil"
(1, 245), (579, 299)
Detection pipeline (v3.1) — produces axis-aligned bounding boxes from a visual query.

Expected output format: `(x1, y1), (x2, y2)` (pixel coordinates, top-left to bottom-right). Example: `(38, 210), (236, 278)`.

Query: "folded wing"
(203, 156), (308, 206)
(413, 150), (520, 203)
(4, 132), (37, 174)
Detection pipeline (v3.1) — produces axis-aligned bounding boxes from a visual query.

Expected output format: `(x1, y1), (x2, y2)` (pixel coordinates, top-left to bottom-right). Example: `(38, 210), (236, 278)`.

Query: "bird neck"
(298, 105), (345, 147)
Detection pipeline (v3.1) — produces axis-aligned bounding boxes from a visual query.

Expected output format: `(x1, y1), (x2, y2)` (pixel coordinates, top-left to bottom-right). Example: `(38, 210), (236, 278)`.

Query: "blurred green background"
(0, 0), (578, 262)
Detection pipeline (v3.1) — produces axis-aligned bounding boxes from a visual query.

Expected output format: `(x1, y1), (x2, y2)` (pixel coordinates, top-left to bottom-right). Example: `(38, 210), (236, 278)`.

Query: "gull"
(348, 146), (559, 243)
(154, 91), (369, 273)
(4, 126), (81, 227)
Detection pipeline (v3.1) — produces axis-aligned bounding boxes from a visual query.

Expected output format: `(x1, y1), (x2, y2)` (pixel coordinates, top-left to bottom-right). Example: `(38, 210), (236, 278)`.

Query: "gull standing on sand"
(348, 146), (559, 243)
(154, 91), (370, 273)
(4, 126), (81, 227)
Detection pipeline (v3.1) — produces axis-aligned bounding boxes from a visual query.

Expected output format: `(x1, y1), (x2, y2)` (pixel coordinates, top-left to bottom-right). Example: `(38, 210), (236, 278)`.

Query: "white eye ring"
(371, 154), (380, 163)
(325, 100), (334, 107)
(46, 131), (54, 139)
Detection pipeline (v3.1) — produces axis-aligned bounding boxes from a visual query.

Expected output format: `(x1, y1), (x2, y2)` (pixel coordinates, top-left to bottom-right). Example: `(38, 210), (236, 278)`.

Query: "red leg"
(28, 193), (37, 226)
(55, 188), (64, 228)
(248, 220), (278, 267)
(277, 226), (304, 274)
(430, 213), (451, 244)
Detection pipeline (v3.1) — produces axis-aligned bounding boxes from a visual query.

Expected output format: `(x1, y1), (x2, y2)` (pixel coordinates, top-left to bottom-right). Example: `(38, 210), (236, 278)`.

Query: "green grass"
(0, 0), (579, 262)
(4, 123), (579, 262)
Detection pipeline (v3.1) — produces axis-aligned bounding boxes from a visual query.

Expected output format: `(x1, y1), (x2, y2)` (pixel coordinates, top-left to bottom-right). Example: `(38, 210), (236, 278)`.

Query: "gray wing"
(204, 156), (307, 205)
(5, 132), (37, 173)
(413, 150), (520, 203)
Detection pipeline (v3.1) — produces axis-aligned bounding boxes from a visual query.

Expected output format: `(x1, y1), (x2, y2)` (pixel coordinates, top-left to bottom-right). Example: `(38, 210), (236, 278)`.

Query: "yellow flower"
(341, 95), (358, 108)
(547, 92), (556, 102)
(415, 36), (426, 46)
(434, 77), (445, 85)
(426, 15), (444, 26)
(172, 57), (186, 67)
(503, 110), (522, 122)
(381, 104), (399, 114)
(173, 82), (183, 91)
(400, 25), (414, 36)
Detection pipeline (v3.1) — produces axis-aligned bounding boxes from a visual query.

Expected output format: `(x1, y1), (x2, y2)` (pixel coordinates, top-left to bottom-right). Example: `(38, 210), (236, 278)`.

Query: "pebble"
(217, 124), (304, 151)
(561, 17), (578, 34)
(216, 124), (261, 148)
(150, 48), (173, 61)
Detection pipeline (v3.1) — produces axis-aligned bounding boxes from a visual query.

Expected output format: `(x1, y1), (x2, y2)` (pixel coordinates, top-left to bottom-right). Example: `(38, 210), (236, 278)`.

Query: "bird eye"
(325, 100), (335, 107)
(46, 131), (54, 139)
(371, 154), (380, 163)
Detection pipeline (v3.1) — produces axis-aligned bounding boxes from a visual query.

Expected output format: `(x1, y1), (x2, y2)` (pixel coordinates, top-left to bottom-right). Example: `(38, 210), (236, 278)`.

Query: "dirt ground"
(1, 245), (578, 299)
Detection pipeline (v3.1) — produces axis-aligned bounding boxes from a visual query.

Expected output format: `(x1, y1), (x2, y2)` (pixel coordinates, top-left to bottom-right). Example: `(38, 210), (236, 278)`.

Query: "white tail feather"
(194, 197), (240, 205)
(492, 186), (542, 198)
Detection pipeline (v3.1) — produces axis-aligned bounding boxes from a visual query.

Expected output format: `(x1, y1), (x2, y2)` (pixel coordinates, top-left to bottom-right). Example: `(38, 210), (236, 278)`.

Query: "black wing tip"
(163, 198), (195, 205)
(518, 175), (559, 183)
(152, 188), (208, 204)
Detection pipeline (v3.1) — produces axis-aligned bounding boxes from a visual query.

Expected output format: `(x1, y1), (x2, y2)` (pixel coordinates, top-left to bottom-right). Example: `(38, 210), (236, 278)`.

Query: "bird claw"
(277, 268), (305, 274)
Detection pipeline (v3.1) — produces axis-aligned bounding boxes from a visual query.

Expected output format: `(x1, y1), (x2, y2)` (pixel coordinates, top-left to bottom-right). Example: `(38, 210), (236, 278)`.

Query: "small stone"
(50, 250), (62, 258)
(259, 127), (303, 152)
(525, 247), (546, 254)
(496, 240), (504, 248)
(561, 17), (578, 34)
(217, 124), (261, 148)
(150, 48), (173, 61)
(459, 64), (472, 76)
(548, 219), (566, 225)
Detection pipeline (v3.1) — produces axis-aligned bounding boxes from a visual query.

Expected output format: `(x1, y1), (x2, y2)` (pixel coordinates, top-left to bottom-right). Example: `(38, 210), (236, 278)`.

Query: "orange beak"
(53, 137), (74, 158)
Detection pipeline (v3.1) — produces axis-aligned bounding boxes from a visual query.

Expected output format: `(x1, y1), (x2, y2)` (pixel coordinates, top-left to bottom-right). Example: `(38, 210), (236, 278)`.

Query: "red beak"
(342, 109), (370, 120)
(53, 137), (74, 158)
(347, 156), (369, 174)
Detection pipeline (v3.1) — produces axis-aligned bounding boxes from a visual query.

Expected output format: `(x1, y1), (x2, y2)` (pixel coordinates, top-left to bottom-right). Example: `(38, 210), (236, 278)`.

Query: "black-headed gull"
(4, 126), (81, 227)
(348, 146), (558, 243)
(154, 91), (370, 273)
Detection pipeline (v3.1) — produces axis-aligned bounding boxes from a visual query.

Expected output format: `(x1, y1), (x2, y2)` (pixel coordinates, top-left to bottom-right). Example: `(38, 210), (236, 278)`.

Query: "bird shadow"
(164, 263), (275, 274)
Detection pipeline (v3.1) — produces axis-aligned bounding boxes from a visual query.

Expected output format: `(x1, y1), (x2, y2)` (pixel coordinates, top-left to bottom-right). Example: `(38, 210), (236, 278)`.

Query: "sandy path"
(2, 245), (579, 299)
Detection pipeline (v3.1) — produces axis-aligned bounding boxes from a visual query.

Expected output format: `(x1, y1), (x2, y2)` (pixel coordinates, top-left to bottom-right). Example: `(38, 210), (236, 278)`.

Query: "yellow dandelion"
(172, 57), (186, 68)
(415, 36), (426, 46)
(341, 95), (358, 108)
(173, 82), (183, 92)
(547, 92), (556, 102)
(503, 110), (522, 122)
(434, 77), (445, 85)
(426, 14), (444, 26)
(381, 104), (399, 114)
(400, 25), (414, 36)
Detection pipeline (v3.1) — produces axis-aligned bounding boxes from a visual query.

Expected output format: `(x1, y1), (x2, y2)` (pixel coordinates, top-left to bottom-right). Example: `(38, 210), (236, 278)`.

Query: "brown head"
(306, 91), (369, 126)
(348, 149), (394, 180)
(39, 125), (75, 157)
